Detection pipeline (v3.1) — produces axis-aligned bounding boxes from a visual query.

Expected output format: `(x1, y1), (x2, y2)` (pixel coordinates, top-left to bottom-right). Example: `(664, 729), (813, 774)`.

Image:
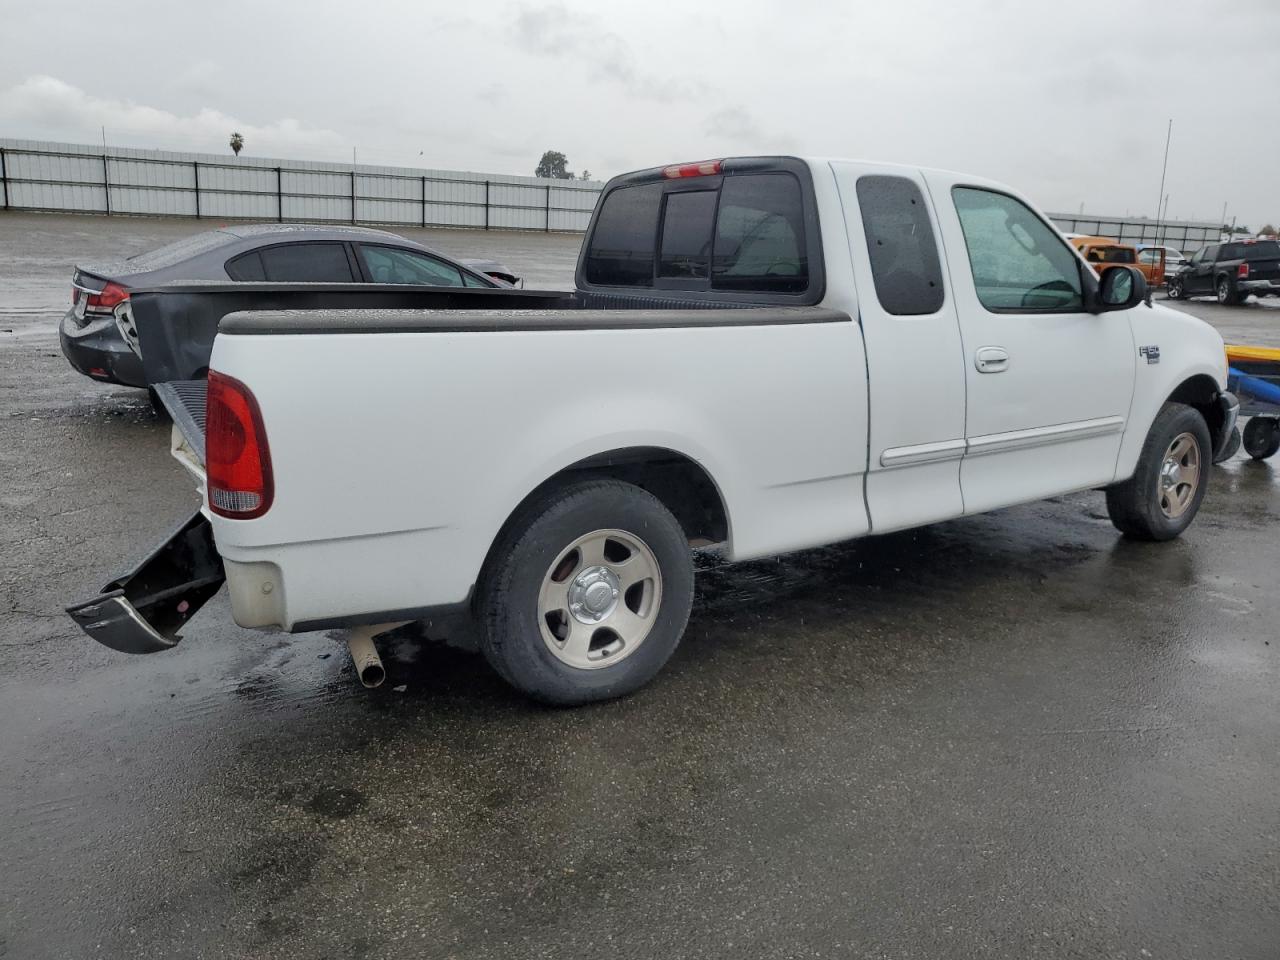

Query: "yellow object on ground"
(1226, 344), (1280, 364)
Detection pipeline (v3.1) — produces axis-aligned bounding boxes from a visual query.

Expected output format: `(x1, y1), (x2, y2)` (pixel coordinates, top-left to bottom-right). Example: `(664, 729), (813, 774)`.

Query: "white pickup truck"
(68, 156), (1238, 704)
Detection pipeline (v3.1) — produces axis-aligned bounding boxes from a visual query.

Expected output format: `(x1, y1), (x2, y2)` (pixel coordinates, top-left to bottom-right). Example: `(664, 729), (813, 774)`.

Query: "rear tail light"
(1238, 263), (1249, 279)
(77, 281), (131, 317)
(206, 370), (273, 519)
(662, 159), (723, 179)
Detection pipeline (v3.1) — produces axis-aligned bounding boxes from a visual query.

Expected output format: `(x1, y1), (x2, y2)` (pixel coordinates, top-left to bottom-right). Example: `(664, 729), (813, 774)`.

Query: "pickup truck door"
(1187, 245), (1218, 294)
(926, 178), (1136, 514)
(830, 162), (966, 532)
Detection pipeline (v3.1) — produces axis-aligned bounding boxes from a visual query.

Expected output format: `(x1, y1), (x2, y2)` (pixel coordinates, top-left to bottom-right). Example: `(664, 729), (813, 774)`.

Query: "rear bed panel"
(207, 306), (869, 628)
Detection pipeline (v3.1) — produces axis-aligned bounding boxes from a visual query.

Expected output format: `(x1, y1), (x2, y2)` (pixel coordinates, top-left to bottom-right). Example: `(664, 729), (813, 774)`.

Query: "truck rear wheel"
(1216, 276), (1241, 305)
(1106, 402), (1211, 541)
(477, 478), (694, 705)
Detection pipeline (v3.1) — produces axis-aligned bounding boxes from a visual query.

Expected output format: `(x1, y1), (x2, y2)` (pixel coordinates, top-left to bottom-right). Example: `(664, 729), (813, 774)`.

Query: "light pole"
(1154, 119), (1172, 248)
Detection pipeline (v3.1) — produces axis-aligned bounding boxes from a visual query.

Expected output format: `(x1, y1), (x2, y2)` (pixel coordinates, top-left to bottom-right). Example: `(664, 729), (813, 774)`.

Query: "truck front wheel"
(477, 478), (694, 705)
(1106, 402), (1211, 541)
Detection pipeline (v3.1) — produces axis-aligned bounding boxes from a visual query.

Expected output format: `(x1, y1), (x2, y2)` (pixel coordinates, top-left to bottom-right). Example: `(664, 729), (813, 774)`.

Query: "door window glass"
(259, 242), (355, 282)
(360, 245), (464, 286)
(856, 175), (945, 315)
(951, 187), (1083, 312)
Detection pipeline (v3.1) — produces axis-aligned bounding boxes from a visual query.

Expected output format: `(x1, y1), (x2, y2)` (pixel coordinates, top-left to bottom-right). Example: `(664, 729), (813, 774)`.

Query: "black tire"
(1242, 416), (1280, 460)
(1106, 402), (1211, 541)
(1166, 278), (1183, 300)
(476, 478), (694, 705)
(1216, 275), (1241, 305)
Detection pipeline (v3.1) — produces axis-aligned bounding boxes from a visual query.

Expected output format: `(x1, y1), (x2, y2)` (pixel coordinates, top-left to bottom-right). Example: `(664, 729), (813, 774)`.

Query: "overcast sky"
(1, 0), (1276, 228)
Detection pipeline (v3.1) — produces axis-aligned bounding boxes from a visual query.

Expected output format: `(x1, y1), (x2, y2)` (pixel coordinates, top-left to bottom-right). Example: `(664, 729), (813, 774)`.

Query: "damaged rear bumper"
(65, 511), (225, 655)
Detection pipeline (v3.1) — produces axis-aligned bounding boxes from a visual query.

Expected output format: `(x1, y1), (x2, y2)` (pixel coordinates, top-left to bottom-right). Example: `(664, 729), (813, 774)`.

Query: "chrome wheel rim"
(1158, 432), (1201, 519)
(538, 529), (662, 670)
(1217, 279), (1229, 303)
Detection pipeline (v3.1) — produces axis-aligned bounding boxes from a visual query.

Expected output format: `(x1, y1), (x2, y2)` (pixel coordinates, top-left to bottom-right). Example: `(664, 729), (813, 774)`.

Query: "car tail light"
(661, 159), (723, 179)
(206, 370), (273, 519)
(81, 281), (130, 317)
(1238, 263), (1249, 279)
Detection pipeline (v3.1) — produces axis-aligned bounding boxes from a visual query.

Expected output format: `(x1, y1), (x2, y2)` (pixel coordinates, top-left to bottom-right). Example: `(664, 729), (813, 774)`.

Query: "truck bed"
(131, 283), (767, 385)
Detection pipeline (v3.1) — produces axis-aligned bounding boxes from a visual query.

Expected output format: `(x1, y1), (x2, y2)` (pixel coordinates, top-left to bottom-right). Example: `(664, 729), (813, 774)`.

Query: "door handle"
(974, 346), (1009, 374)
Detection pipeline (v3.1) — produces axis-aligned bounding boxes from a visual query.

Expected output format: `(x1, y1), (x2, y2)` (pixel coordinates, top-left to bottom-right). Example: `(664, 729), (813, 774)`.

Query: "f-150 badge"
(1139, 345), (1160, 364)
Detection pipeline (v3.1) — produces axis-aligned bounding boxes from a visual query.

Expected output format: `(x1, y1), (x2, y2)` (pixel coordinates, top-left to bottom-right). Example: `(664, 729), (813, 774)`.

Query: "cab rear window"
(583, 171), (811, 295)
(1221, 241), (1280, 260)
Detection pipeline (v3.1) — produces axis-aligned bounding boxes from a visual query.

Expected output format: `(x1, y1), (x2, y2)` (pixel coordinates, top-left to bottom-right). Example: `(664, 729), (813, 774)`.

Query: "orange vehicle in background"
(1070, 235), (1145, 280)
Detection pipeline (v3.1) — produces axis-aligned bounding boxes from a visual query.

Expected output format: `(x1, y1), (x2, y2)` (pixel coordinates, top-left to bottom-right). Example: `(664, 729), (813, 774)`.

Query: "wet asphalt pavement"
(1, 212), (1278, 959)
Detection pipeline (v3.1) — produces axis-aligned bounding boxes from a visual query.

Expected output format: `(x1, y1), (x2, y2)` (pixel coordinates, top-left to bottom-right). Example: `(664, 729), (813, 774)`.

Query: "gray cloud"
(0, 0), (1275, 226)
(508, 2), (710, 103)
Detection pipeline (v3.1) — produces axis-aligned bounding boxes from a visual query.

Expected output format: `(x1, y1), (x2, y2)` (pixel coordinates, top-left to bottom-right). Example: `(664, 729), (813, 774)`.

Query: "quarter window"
(225, 250), (266, 281)
(856, 175), (945, 315)
(952, 187), (1083, 313)
(259, 242), (356, 282)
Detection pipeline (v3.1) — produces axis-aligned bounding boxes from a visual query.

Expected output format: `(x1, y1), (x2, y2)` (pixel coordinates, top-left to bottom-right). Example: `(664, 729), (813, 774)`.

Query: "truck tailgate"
(153, 379), (207, 466)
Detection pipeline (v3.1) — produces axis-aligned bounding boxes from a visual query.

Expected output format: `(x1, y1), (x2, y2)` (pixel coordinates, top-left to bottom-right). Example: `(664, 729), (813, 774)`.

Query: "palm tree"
(229, 132), (244, 157)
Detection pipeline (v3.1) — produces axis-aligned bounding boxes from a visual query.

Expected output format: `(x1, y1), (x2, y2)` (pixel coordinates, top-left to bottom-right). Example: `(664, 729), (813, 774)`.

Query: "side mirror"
(1098, 265), (1148, 311)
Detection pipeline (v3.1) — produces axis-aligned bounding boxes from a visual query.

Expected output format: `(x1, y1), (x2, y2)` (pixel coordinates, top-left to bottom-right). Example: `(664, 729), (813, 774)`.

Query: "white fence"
(1047, 212), (1222, 253)
(0, 139), (605, 232)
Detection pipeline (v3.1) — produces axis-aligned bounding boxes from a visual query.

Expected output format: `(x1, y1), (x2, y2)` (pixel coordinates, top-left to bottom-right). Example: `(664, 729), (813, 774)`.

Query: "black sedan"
(60, 224), (517, 389)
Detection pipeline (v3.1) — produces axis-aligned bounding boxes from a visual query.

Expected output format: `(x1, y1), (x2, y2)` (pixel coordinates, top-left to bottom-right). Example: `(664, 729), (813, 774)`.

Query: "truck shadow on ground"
(354, 494), (1197, 708)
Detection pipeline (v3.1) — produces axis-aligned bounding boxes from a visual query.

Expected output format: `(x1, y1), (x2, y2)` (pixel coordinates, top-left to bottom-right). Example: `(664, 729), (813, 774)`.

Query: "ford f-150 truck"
(67, 156), (1239, 705)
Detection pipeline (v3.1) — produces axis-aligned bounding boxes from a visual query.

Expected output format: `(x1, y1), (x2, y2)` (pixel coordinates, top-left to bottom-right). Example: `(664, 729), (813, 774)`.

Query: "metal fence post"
(193, 161), (200, 218)
(276, 167), (283, 222)
(421, 175), (427, 228)
(0, 147), (8, 210)
(545, 184), (551, 232)
(351, 170), (357, 224)
(102, 153), (111, 215)
(484, 180), (490, 230)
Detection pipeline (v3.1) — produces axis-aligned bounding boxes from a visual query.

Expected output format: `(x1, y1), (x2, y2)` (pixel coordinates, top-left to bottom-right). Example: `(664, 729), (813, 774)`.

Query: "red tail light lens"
(661, 159), (724, 179)
(80, 281), (131, 316)
(1238, 263), (1249, 279)
(206, 370), (273, 519)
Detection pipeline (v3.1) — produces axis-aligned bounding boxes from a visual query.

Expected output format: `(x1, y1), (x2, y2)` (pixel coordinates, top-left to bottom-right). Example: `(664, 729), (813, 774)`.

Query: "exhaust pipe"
(345, 623), (400, 689)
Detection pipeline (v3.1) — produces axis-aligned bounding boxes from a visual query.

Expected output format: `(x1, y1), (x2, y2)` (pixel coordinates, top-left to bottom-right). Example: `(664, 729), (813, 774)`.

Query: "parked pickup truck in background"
(1167, 239), (1280, 304)
(67, 156), (1239, 705)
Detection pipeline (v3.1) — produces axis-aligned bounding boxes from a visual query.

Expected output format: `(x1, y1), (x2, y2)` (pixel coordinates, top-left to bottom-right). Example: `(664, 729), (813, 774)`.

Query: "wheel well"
(495, 447), (728, 551)
(554, 447), (729, 546)
(1168, 374), (1227, 445)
